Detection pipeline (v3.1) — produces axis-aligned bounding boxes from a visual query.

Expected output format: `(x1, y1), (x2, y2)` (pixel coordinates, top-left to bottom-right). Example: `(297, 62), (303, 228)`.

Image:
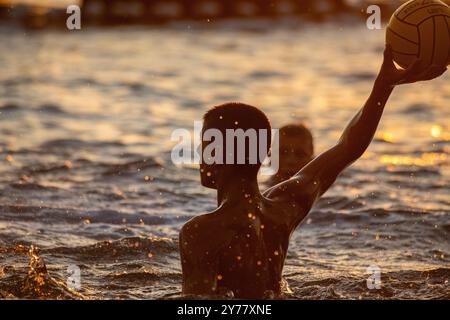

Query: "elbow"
(352, 144), (367, 160)
(338, 140), (368, 163)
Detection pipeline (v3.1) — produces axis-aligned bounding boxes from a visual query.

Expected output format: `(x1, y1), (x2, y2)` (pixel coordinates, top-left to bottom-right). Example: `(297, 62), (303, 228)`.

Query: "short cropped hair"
(202, 103), (271, 175)
(279, 123), (314, 157)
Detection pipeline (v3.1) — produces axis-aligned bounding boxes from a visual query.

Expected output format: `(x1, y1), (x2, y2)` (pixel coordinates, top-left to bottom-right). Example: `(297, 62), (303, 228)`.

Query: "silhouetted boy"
(267, 123), (314, 187)
(180, 46), (446, 299)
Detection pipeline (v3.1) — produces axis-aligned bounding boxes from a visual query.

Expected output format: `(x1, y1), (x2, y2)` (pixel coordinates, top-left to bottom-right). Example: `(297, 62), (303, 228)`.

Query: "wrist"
(374, 75), (395, 91)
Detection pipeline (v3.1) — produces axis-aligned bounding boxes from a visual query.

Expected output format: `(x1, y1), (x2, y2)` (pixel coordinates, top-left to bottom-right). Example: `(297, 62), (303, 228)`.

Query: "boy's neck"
(217, 175), (261, 207)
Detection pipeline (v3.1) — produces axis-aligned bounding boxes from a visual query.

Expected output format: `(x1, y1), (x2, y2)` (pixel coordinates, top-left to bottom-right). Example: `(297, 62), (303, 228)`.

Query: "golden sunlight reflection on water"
(0, 21), (448, 299)
(381, 153), (448, 167)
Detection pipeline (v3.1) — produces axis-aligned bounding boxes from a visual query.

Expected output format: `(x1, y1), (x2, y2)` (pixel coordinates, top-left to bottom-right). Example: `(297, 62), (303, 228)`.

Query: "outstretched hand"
(377, 45), (447, 87)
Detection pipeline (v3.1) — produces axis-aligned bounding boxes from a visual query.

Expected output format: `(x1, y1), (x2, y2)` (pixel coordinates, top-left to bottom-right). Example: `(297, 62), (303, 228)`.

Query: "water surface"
(0, 20), (448, 299)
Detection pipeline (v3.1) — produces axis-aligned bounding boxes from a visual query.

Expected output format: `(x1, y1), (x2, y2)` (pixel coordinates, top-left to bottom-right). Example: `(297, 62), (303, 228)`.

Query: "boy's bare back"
(181, 191), (310, 298)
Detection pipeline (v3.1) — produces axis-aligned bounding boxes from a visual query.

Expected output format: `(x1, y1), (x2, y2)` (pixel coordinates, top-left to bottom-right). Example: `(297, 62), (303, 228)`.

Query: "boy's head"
(276, 123), (314, 180)
(200, 103), (271, 189)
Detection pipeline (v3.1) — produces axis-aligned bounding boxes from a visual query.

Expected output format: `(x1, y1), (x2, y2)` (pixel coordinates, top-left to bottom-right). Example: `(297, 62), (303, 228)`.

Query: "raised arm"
(265, 46), (447, 222)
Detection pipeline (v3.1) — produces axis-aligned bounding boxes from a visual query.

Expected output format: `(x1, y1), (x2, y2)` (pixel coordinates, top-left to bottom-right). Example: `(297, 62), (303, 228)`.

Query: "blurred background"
(0, 0), (448, 299)
(0, 0), (442, 28)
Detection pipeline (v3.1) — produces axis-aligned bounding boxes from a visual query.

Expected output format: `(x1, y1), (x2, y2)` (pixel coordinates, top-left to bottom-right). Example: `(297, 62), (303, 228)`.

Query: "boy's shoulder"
(180, 209), (233, 252)
(180, 212), (219, 244)
(181, 203), (236, 232)
(181, 212), (216, 233)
